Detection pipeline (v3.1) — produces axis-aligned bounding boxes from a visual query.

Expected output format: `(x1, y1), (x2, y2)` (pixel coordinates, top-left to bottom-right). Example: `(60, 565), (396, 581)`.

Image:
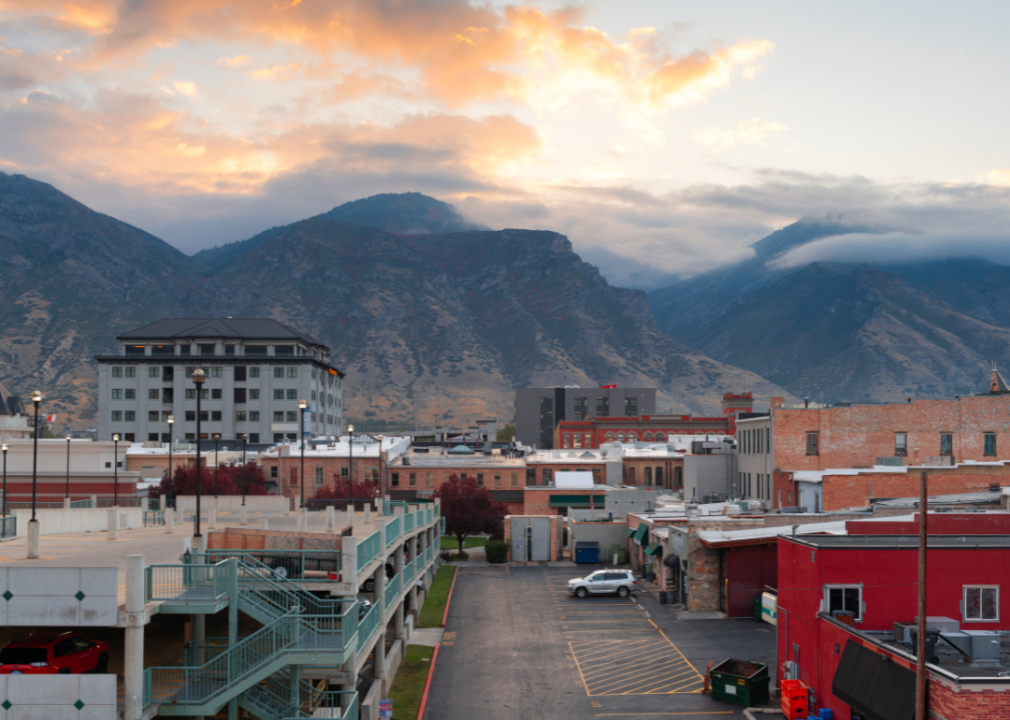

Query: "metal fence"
(143, 511), (165, 527)
(69, 499), (92, 509)
(201, 549), (340, 581)
(357, 530), (381, 569)
(97, 498), (143, 508)
(0, 517), (15, 539)
(4, 502), (63, 511)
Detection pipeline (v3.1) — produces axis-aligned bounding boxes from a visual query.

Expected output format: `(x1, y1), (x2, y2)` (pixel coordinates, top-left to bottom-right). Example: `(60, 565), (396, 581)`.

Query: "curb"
(416, 642), (440, 720)
(441, 567), (458, 628)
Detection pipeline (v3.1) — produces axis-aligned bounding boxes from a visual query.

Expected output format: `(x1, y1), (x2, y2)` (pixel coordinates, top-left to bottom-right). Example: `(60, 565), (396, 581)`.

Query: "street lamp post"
(298, 400), (307, 509)
(30, 391), (41, 522)
(347, 424), (354, 512)
(212, 434), (221, 498)
(192, 369), (206, 538)
(1, 443), (7, 517)
(65, 435), (72, 499)
(167, 415), (175, 509)
(241, 434), (248, 506)
(112, 434), (120, 507)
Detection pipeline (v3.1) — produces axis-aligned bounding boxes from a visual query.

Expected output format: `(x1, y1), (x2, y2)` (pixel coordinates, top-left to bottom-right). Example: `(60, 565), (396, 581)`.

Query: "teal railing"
(202, 549), (339, 581)
(0, 516), (15, 539)
(356, 601), (382, 653)
(404, 559), (415, 587)
(97, 498), (143, 508)
(144, 608), (355, 714)
(233, 555), (351, 622)
(143, 510), (165, 527)
(385, 516), (401, 547)
(383, 500), (407, 515)
(70, 499), (92, 509)
(145, 560), (232, 604)
(403, 511), (414, 534)
(4, 502), (64, 511)
(298, 685), (358, 720)
(385, 571), (401, 609)
(357, 530), (381, 569)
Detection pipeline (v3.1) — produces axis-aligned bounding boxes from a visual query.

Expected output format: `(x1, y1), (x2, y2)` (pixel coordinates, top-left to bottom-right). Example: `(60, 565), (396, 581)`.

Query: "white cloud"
(694, 117), (788, 150)
(172, 80), (198, 98)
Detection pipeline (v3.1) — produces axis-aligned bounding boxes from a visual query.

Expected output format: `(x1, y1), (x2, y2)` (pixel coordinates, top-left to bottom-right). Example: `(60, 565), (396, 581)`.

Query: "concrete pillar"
(364, 505), (371, 521)
(124, 554), (145, 720)
(208, 502), (217, 530)
(63, 497), (70, 510)
(298, 507), (308, 533)
(347, 507), (356, 527)
(326, 506), (336, 532)
(165, 509), (175, 534)
(257, 519), (269, 531)
(341, 536), (357, 589)
(107, 509), (118, 541)
(90, 494), (97, 509)
(239, 505), (248, 526)
(26, 520), (40, 560)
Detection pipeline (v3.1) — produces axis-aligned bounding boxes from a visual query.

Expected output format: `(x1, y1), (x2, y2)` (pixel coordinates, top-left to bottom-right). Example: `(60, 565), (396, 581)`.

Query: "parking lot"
(424, 565), (776, 720)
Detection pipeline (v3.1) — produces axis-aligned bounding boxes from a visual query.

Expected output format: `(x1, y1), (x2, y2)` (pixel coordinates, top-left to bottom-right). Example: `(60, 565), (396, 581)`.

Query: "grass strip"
(387, 644), (434, 720)
(439, 536), (486, 550)
(418, 565), (457, 628)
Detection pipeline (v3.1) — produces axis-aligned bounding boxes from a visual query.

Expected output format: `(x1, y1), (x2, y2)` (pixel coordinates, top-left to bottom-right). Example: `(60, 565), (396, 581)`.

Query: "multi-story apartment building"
(95, 318), (344, 445)
(514, 386), (657, 449)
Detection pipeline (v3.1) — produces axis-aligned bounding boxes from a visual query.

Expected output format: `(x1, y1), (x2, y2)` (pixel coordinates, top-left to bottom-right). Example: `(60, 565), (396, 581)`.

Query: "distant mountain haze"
(0, 173), (791, 427)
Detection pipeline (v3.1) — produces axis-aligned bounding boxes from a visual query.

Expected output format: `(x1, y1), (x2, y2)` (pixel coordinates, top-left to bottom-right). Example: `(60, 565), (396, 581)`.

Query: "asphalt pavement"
(423, 564), (776, 720)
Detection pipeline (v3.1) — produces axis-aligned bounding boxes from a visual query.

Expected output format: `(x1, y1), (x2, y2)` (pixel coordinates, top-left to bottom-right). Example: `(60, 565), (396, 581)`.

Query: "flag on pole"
(45, 414), (56, 423)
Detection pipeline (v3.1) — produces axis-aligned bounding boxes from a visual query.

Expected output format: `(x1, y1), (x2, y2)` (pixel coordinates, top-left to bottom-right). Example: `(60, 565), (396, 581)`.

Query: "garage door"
(511, 518), (529, 562)
(530, 518), (551, 561)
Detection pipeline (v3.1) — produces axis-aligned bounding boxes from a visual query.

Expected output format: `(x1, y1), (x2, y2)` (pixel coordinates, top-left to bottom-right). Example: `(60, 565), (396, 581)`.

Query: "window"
(895, 432), (907, 456)
(250, 411), (260, 421)
(562, 435), (570, 449)
(111, 389), (122, 399)
(315, 467), (324, 486)
(225, 345), (235, 356)
(806, 432), (819, 456)
(246, 345), (267, 356)
(825, 586), (861, 621)
(185, 433), (196, 440)
(526, 468), (536, 485)
(626, 467), (636, 485)
(234, 366), (246, 382)
(543, 468), (553, 484)
(248, 433), (259, 444)
(940, 433), (953, 455)
(341, 467), (349, 478)
(161, 412), (172, 421)
(124, 389), (135, 400)
(125, 367), (136, 378)
(274, 390), (285, 400)
(964, 586), (998, 621)
(624, 397), (638, 417)
(574, 396), (588, 421)
(249, 367), (261, 378)
(365, 467), (379, 482)
(273, 433), (284, 442)
(274, 367), (285, 378)
(148, 433), (159, 441)
(125, 346), (145, 357)
(596, 397), (609, 416)
(111, 411), (122, 422)
(211, 411), (222, 422)
(985, 433), (997, 456)
(148, 389), (159, 400)
(286, 411), (297, 422)
(408, 473), (416, 487)
(200, 411), (208, 422)
(250, 389), (260, 400)
(426, 472), (434, 488)
(234, 388), (246, 404)
(211, 389), (222, 400)
(287, 367), (298, 378)
(289, 468), (298, 486)
(275, 346), (294, 356)
(112, 367), (123, 378)
(124, 433), (135, 442)
(273, 411), (284, 421)
(236, 411), (247, 422)
(286, 389), (297, 400)
(573, 435), (582, 449)
(476, 473), (484, 487)
(162, 366), (173, 380)
(655, 467), (663, 485)
(644, 467), (652, 484)
(199, 344), (215, 356)
(149, 367), (160, 378)
(210, 367), (222, 378)
(186, 411), (196, 421)
(391, 472), (400, 487)
(177, 345), (191, 356)
(148, 411), (160, 422)
(511, 472), (518, 487)
(493, 473), (502, 488)
(311, 391), (317, 401)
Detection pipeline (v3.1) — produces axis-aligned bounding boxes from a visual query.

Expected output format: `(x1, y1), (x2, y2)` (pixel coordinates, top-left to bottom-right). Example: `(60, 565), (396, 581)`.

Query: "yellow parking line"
(612, 666), (699, 695)
(587, 656), (692, 692)
(578, 642), (666, 665)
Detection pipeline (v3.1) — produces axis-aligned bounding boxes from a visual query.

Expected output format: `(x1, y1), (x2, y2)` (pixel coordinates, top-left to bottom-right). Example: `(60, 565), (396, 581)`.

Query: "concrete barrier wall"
(0, 567), (118, 625)
(175, 494), (290, 513)
(0, 674), (116, 719)
(12, 507), (143, 536)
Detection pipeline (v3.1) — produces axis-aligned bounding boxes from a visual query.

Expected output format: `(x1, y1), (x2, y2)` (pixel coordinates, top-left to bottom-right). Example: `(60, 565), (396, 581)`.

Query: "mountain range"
(649, 220), (1010, 403)
(0, 173), (789, 428)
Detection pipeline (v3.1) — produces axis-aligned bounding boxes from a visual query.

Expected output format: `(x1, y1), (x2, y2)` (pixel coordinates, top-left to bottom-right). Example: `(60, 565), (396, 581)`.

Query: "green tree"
(496, 423), (515, 442)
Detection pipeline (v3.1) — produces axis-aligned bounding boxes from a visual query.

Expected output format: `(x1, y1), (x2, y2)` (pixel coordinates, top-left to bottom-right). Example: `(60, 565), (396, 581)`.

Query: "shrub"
(485, 539), (509, 564)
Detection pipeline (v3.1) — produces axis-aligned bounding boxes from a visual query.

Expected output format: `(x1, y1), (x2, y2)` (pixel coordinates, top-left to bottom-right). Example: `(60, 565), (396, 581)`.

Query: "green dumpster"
(709, 658), (769, 707)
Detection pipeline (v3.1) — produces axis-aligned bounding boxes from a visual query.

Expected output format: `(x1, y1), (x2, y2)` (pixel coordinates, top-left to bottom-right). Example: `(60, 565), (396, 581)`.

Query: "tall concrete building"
(514, 386), (656, 449)
(95, 318), (344, 445)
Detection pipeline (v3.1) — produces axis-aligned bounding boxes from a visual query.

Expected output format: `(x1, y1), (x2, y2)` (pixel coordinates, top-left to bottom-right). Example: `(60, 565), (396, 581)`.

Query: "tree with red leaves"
(148, 462), (270, 499)
(434, 473), (508, 554)
(311, 479), (380, 508)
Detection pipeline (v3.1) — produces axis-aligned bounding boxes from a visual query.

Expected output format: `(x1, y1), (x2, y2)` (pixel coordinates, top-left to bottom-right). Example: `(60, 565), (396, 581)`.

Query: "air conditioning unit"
(894, 622), (915, 644)
(941, 630), (1002, 665)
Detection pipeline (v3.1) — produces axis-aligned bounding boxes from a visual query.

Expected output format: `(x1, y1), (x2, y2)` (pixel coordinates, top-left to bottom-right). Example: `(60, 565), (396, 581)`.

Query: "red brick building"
(554, 392), (754, 449)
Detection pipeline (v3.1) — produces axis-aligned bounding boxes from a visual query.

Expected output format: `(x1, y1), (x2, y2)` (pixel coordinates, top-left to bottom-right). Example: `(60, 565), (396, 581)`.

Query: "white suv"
(567, 570), (638, 598)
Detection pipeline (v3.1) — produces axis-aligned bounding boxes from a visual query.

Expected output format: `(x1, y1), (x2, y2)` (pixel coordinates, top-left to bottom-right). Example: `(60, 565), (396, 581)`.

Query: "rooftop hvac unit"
(894, 622), (915, 644)
(941, 630), (1002, 664)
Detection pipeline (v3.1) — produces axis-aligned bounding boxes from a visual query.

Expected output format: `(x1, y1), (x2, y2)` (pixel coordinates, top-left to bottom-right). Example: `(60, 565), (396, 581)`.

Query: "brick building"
(773, 369), (1010, 472)
(514, 386), (656, 449)
(778, 516), (1010, 719)
(554, 392), (754, 449)
(0, 438), (138, 503)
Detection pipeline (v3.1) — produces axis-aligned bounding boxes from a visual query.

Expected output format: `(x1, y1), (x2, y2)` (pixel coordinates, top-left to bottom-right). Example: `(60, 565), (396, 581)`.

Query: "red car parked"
(0, 632), (108, 674)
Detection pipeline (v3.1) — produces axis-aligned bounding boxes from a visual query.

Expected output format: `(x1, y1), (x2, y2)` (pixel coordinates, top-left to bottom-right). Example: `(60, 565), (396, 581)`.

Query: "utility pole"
(916, 470), (927, 720)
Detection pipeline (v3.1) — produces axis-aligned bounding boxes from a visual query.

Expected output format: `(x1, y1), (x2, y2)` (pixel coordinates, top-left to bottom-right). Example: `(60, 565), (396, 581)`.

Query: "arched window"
(605, 432), (615, 441)
(644, 467), (653, 484)
(655, 466), (664, 485)
(644, 432), (654, 441)
(655, 433), (665, 442)
(674, 467), (683, 488)
(617, 433), (625, 442)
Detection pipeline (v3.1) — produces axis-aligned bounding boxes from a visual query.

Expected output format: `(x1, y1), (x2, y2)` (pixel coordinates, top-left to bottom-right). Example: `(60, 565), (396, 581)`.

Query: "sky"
(3, 0), (1010, 289)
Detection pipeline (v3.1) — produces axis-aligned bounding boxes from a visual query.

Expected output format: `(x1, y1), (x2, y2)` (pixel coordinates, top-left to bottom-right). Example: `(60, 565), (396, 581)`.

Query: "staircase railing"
(145, 559), (231, 604)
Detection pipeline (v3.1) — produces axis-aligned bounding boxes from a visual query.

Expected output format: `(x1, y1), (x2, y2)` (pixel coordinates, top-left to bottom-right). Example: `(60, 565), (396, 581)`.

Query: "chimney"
(803, 397), (809, 409)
